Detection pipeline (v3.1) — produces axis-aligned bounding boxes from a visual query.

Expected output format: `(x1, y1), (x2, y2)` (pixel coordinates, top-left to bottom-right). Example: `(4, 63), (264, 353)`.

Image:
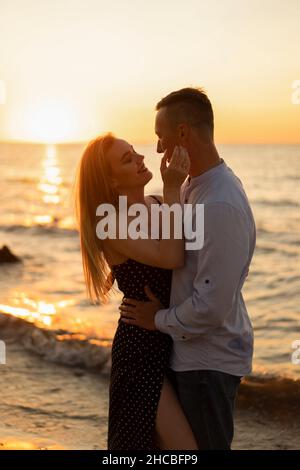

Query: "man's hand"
(119, 285), (163, 330)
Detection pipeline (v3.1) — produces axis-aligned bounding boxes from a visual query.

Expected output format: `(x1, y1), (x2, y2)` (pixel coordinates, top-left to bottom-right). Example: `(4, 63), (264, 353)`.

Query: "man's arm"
(154, 203), (252, 341)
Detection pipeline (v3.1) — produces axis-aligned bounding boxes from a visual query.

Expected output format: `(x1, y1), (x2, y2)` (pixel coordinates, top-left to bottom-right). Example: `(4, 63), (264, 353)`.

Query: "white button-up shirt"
(155, 160), (256, 377)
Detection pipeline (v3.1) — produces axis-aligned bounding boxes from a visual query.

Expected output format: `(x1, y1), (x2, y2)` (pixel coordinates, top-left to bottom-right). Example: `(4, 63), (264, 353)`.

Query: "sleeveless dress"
(107, 197), (173, 451)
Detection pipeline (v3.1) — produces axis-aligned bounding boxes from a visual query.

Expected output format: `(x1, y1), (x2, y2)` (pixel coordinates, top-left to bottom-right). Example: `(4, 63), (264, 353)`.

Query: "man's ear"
(177, 123), (189, 144)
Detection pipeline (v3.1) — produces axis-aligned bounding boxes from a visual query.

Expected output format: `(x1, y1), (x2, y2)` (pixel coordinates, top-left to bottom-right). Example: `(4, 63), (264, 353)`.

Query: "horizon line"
(1, 139), (300, 146)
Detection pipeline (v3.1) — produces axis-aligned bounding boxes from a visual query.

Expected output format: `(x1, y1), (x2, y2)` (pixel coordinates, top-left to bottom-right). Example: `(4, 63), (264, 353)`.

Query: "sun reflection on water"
(0, 294), (75, 328)
(38, 145), (62, 205)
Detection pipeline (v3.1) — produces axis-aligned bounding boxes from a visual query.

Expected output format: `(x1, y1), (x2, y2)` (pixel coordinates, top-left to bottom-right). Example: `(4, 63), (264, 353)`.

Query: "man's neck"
(189, 143), (222, 178)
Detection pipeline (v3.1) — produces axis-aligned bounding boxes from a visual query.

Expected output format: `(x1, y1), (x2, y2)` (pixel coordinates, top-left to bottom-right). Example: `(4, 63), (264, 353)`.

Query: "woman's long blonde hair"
(73, 133), (119, 304)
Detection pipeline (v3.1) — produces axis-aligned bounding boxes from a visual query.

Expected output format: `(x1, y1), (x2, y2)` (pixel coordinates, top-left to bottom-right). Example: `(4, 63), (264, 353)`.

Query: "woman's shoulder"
(147, 194), (163, 204)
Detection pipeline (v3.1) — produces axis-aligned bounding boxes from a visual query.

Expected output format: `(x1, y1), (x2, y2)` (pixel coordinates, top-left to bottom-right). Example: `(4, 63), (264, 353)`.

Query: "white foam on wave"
(0, 311), (111, 374)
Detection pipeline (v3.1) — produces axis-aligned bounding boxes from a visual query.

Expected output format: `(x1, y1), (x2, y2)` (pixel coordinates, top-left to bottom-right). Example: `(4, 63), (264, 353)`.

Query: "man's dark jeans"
(166, 368), (242, 450)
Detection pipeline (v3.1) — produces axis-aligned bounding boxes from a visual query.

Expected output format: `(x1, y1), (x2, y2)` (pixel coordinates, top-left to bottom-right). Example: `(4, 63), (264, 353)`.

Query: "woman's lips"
(138, 165), (148, 173)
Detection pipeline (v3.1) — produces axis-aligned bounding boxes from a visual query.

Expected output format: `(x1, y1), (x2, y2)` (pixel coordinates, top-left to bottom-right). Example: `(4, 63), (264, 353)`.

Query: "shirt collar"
(186, 158), (225, 190)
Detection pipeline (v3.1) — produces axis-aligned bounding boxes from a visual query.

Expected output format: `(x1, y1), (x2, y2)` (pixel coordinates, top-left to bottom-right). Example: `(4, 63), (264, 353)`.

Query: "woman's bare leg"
(155, 375), (199, 450)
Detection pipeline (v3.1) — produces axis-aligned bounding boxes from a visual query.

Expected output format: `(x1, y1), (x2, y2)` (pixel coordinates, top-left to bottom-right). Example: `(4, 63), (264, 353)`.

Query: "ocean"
(0, 141), (300, 406)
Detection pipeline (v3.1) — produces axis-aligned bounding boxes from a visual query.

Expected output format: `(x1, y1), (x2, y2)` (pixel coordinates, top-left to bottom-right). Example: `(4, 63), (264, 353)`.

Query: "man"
(119, 87), (256, 450)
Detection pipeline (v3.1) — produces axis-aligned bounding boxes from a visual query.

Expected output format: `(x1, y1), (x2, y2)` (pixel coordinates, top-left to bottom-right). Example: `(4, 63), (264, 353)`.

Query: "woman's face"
(107, 139), (153, 192)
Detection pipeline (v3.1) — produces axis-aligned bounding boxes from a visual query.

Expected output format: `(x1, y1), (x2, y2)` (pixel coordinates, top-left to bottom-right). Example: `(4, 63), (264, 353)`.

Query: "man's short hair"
(156, 87), (214, 138)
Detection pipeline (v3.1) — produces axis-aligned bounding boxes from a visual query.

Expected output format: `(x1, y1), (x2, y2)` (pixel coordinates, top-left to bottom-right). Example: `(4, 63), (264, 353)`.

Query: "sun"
(25, 100), (76, 143)
(8, 98), (101, 143)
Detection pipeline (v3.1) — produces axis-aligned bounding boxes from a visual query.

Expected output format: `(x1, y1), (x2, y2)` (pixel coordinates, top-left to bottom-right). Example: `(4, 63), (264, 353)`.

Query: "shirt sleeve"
(154, 202), (251, 341)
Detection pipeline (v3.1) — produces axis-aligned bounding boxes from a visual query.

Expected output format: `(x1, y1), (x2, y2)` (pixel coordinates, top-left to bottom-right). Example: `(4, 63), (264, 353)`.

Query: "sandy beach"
(0, 342), (299, 451)
(1, 141), (300, 451)
(1, 0), (300, 453)
(0, 341), (109, 450)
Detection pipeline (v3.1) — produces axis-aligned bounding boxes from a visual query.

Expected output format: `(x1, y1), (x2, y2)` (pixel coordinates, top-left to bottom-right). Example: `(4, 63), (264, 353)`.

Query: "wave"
(238, 374), (300, 417)
(6, 176), (38, 184)
(287, 175), (300, 181)
(252, 198), (300, 208)
(257, 226), (300, 243)
(255, 243), (300, 257)
(256, 225), (289, 236)
(0, 224), (78, 237)
(5, 176), (71, 188)
(3, 403), (100, 422)
(2, 311), (300, 416)
(0, 311), (111, 375)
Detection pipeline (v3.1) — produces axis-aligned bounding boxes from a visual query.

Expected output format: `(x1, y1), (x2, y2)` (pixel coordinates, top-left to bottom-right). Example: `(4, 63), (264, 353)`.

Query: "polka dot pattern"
(107, 258), (173, 450)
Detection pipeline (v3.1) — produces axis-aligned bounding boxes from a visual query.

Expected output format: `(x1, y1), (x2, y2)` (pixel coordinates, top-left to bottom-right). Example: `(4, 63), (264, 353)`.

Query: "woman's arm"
(105, 146), (190, 269)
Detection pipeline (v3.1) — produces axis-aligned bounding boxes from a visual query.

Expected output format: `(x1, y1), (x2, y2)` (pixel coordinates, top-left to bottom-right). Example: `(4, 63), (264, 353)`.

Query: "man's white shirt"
(155, 160), (256, 377)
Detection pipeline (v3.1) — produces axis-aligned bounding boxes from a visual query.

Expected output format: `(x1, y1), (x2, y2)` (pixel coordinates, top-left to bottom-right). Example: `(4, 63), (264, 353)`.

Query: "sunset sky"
(0, 0), (299, 144)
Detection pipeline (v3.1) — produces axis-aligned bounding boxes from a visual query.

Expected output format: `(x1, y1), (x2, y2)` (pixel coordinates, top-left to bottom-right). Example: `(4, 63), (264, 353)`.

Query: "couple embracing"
(75, 87), (256, 450)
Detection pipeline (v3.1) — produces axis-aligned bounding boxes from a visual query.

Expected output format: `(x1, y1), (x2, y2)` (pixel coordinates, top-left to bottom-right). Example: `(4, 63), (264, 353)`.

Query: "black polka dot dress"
(107, 258), (173, 450)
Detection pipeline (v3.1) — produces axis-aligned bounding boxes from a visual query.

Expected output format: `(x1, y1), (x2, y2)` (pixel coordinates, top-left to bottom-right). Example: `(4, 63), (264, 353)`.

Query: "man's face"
(155, 107), (177, 162)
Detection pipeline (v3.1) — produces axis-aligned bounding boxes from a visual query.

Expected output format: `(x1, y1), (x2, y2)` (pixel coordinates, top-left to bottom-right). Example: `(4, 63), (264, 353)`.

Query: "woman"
(74, 133), (198, 450)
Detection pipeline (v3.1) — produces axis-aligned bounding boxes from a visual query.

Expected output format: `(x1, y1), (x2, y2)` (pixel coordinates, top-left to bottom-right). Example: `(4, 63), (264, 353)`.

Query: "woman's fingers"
(179, 147), (190, 173)
(168, 146), (190, 175)
(160, 150), (168, 172)
(168, 146), (180, 166)
(161, 145), (190, 187)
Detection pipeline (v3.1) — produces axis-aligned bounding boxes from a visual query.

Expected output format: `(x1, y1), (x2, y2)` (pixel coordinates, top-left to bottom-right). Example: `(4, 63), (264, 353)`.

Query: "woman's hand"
(160, 145), (190, 189)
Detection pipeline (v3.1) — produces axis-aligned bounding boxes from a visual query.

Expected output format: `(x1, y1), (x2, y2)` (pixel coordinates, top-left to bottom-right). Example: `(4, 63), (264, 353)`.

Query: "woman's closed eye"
(123, 150), (139, 164)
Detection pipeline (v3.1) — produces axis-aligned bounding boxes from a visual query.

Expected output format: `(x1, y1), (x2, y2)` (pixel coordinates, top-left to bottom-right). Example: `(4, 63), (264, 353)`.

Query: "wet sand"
(0, 342), (299, 451)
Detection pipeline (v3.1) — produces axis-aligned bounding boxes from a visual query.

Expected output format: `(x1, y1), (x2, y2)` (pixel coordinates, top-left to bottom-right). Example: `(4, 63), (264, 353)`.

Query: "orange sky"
(0, 0), (299, 144)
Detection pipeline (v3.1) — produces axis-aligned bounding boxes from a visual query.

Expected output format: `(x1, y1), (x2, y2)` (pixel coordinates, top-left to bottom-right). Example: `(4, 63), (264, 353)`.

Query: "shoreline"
(0, 342), (299, 451)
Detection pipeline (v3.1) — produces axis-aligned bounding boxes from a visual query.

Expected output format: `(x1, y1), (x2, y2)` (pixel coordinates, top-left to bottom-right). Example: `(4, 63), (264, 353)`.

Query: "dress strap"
(149, 195), (162, 205)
